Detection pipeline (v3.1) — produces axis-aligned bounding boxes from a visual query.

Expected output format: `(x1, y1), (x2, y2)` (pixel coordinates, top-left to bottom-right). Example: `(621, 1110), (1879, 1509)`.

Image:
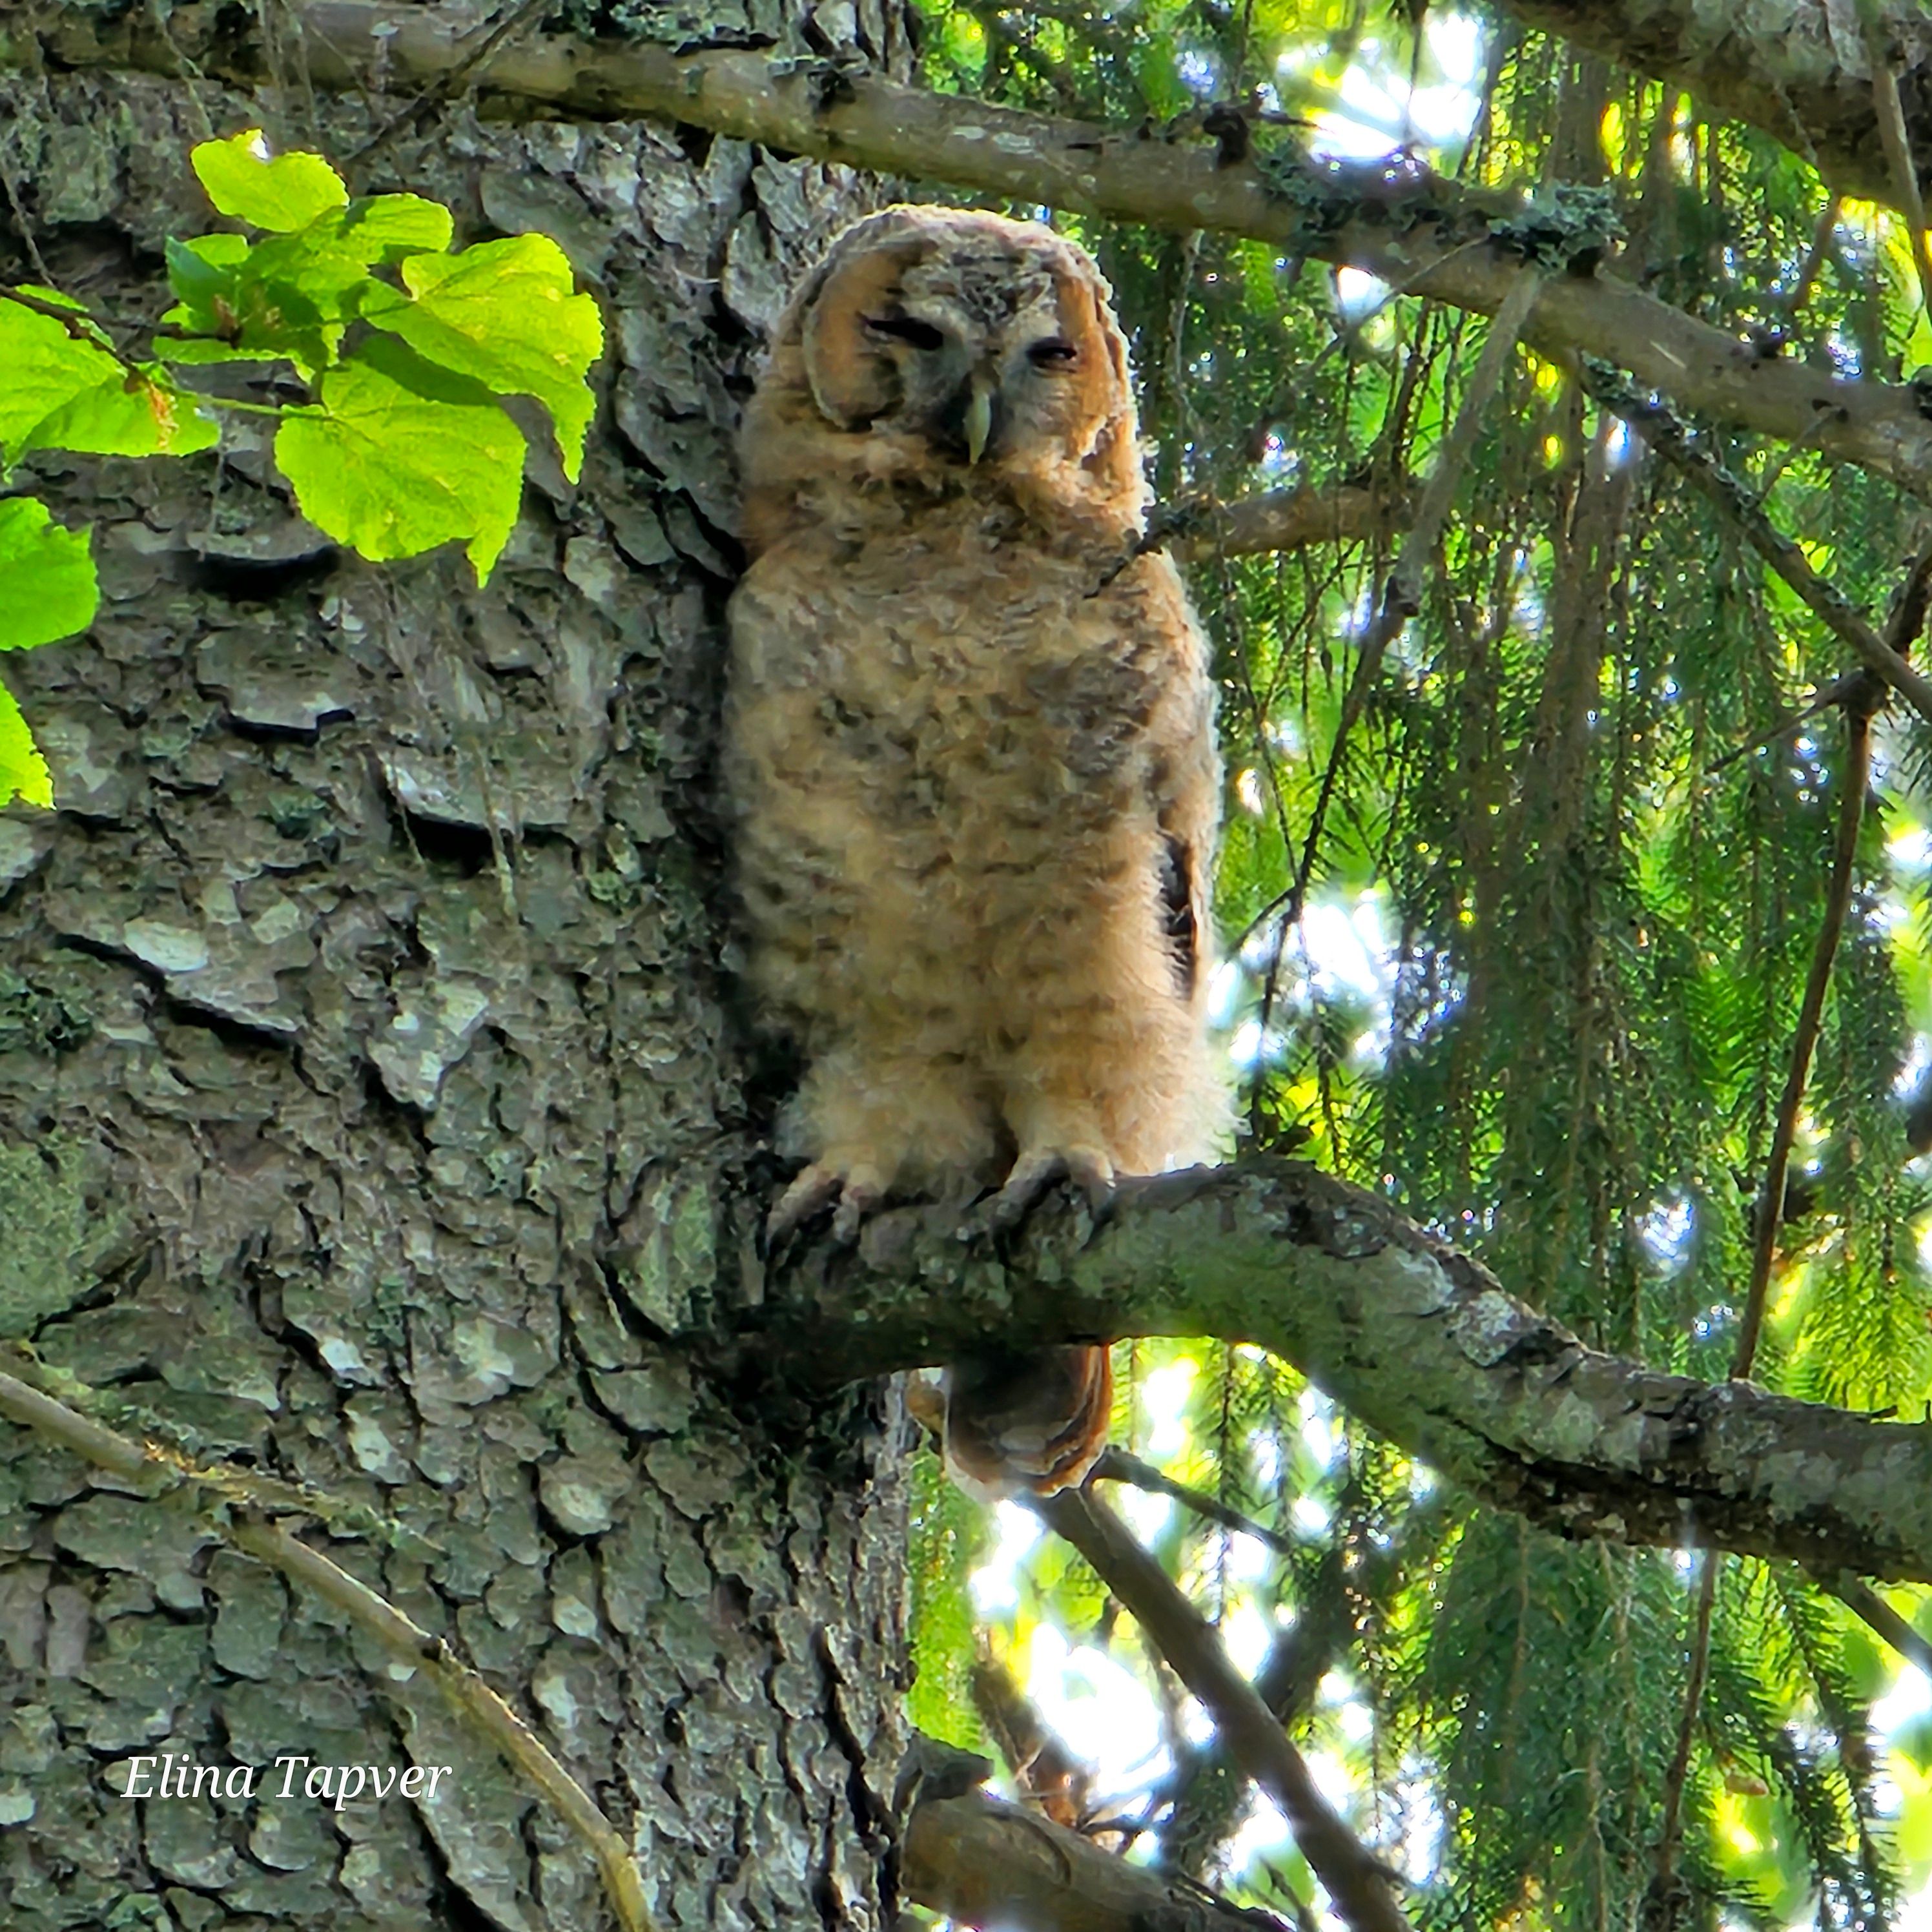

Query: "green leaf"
(274, 336), (526, 582)
(9, 284), (114, 344)
(164, 231), (251, 319)
(161, 229), (364, 377)
(361, 234), (603, 481)
(0, 681), (53, 810)
(27, 365), (220, 460)
(190, 130), (348, 232)
(332, 194), (455, 262)
(0, 499), (99, 651)
(0, 301), (217, 460)
(151, 338), (294, 367)
(249, 229), (385, 320)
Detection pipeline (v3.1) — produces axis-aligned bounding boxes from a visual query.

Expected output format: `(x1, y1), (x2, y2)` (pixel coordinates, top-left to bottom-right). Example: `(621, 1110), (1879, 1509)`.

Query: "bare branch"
(1818, 1570), (1932, 1678)
(1590, 369), (1932, 726)
(23, 3), (1932, 493)
(1658, 661), (1877, 1892)
(1094, 1443), (1297, 1554)
(1036, 1487), (1408, 1932)
(1269, 270), (1540, 963)
(1864, 22), (1932, 320)
(903, 1784), (1290, 1931)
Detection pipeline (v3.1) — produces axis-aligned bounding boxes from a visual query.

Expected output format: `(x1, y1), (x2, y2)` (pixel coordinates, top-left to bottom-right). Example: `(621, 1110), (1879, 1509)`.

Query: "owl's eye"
(865, 314), (947, 351)
(1027, 338), (1079, 369)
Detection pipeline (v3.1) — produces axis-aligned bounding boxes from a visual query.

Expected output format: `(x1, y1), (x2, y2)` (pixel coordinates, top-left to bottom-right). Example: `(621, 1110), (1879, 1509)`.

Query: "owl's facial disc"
(858, 314), (1086, 469)
(863, 313), (945, 353)
(859, 309), (980, 458)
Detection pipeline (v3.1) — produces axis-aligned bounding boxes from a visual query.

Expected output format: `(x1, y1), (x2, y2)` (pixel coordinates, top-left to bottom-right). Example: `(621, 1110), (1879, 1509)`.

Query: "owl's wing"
(1157, 833), (1200, 1000)
(1136, 555), (1221, 1012)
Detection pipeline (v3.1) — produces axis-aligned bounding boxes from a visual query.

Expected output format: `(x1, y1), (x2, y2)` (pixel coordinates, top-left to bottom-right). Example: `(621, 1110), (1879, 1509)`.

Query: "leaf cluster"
(0, 129), (602, 807)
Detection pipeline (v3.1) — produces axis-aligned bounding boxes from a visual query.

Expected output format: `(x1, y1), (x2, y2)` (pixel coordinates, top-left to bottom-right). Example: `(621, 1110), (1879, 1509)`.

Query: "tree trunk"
(0, 13), (919, 1924)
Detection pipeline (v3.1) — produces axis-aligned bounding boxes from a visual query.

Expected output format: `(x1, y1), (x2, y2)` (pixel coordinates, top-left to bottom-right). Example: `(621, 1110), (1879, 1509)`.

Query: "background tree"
(6, 2), (1932, 1931)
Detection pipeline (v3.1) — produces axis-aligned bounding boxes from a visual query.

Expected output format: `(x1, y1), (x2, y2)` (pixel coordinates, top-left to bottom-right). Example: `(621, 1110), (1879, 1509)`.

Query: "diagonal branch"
(23, 3), (1932, 493)
(1094, 1442), (1297, 1554)
(752, 1159), (1932, 1584)
(1652, 520), (1932, 1895)
(1656, 663), (1876, 1896)
(1254, 269), (1540, 1038)
(1037, 1486), (1410, 1932)
(1588, 367), (1932, 725)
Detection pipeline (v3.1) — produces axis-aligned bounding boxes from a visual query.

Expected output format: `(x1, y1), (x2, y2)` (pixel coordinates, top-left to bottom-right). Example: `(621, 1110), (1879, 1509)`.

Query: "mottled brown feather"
(725, 207), (1226, 1495)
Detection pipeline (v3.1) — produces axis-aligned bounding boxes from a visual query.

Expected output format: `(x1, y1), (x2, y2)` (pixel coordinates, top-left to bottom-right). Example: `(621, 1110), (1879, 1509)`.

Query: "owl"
(724, 206), (1224, 1494)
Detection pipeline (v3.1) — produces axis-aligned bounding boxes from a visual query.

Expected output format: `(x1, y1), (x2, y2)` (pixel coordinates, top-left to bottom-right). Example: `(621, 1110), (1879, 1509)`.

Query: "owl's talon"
(767, 1164), (844, 1243)
(830, 1180), (885, 1246)
(974, 1146), (1117, 1237)
(768, 1163), (889, 1245)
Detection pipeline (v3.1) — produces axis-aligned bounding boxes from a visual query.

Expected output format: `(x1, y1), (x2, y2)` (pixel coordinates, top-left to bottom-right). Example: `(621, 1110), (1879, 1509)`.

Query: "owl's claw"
(966, 1146), (1116, 1238)
(767, 1162), (887, 1246)
(830, 1178), (885, 1245)
(767, 1164), (843, 1242)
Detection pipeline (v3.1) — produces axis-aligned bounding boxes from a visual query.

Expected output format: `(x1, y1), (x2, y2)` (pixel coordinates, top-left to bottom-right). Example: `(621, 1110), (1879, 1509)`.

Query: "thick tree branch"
(22, 3), (1932, 494)
(752, 1159), (1932, 1583)
(1492, 0), (1932, 212)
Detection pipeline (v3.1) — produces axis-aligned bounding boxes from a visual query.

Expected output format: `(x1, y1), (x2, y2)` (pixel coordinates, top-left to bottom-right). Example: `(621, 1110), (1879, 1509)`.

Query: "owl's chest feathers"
(767, 551), (1167, 824)
(759, 509), (1157, 693)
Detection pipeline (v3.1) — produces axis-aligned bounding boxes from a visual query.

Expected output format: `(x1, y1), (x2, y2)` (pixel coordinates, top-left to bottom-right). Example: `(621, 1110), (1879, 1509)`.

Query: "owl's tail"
(931, 1344), (1113, 1499)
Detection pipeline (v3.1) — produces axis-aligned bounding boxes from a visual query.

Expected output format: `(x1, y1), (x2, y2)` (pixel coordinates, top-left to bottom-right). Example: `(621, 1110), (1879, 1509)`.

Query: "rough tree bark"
(0, 8), (921, 1925)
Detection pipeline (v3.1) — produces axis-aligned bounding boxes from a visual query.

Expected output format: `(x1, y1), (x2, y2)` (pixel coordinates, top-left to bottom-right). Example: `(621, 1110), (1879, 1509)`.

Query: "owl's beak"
(962, 376), (995, 465)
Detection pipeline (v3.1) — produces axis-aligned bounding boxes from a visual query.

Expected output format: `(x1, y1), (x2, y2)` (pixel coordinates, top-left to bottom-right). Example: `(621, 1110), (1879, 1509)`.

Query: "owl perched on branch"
(724, 206), (1224, 1495)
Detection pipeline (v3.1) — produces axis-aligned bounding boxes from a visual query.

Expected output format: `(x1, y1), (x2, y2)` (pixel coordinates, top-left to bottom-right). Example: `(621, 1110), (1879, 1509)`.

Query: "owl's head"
(741, 207), (1145, 539)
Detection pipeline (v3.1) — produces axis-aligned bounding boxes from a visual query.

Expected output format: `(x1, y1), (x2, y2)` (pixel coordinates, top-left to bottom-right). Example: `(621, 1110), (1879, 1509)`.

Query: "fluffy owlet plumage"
(724, 207), (1224, 1494)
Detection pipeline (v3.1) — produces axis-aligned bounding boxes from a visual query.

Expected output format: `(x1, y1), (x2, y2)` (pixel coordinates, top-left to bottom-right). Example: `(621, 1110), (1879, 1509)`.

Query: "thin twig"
(1586, 367), (1932, 726)
(1650, 535), (1932, 1902)
(0, 281), (130, 345)
(1783, 198), (1840, 320)
(342, 0), (551, 169)
(1652, 1555), (1720, 1893)
(1248, 268), (1541, 1016)
(1818, 1570), (1932, 1676)
(1731, 529), (1932, 1372)
(1733, 712), (1874, 1375)
(1659, 667), (1875, 1889)
(1037, 1486), (1412, 1932)
(1704, 671), (1873, 776)
(0, 1366), (659, 1932)
(0, 107), (52, 285)
(1091, 1443), (1297, 1554)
